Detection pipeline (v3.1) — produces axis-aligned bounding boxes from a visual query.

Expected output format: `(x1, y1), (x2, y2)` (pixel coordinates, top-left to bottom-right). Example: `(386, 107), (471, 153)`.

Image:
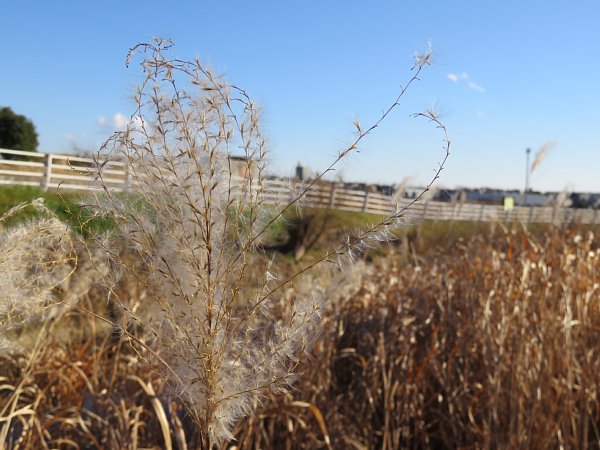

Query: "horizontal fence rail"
(1, 148), (598, 224)
(0, 148), (128, 191)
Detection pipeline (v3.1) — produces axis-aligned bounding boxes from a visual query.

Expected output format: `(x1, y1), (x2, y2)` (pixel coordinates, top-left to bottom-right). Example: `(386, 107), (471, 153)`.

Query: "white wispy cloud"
(97, 113), (129, 132)
(467, 81), (485, 93)
(447, 71), (485, 93)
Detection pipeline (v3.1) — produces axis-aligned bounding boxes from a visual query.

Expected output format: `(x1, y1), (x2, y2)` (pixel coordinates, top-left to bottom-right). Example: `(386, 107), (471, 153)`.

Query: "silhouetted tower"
(295, 161), (305, 181)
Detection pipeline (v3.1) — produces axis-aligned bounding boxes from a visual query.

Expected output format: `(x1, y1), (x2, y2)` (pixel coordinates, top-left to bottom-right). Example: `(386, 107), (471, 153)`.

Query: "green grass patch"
(0, 185), (114, 235)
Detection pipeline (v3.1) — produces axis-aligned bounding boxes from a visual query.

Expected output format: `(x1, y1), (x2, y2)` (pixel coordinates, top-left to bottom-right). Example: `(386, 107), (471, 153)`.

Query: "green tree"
(0, 107), (39, 160)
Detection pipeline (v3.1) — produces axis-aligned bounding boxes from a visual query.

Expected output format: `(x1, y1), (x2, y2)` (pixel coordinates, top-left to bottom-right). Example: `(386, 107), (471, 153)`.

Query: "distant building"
(570, 192), (600, 209)
(448, 188), (554, 207)
(229, 155), (258, 179)
(513, 192), (554, 207)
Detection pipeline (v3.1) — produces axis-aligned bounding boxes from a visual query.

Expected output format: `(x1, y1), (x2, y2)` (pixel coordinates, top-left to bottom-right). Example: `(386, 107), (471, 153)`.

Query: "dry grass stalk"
(530, 140), (558, 174)
(78, 38), (447, 447)
(0, 37), (448, 448)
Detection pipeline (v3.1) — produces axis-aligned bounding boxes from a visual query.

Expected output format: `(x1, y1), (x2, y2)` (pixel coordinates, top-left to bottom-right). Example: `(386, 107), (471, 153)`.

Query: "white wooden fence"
(262, 178), (599, 225)
(1, 148), (598, 224)
(0, 148), (128, 191)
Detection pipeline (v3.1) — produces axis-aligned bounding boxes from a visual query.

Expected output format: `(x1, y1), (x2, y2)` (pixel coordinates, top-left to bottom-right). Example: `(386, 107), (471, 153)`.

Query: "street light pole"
(524, 147), (531, 206)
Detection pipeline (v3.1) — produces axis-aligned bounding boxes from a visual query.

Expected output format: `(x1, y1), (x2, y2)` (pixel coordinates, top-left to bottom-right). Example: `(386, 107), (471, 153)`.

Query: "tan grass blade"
(291, 401), (332, 449)
(170, 403), (188, 450)
(531, 140), (558, 173)
(128, 376), (172, 450)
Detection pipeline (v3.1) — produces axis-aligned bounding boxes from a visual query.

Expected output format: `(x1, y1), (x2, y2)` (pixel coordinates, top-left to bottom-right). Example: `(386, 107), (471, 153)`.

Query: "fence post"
(362, 190), (370, 212)
(329, 184), (336, 208)
(124, 164), (131, 192)
(42, 153), (53, 191)
(528, 206), (534, 223)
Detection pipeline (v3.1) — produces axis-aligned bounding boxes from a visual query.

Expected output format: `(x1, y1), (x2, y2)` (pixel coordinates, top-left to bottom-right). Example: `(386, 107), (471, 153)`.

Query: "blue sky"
(2, 1), (599, 192)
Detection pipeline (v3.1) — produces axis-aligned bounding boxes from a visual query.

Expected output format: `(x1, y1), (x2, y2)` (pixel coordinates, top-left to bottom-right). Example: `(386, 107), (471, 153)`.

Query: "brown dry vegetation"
(1, 40), (453, 449)
(2, 222), (600, 449)
(238, 223), (600, 449)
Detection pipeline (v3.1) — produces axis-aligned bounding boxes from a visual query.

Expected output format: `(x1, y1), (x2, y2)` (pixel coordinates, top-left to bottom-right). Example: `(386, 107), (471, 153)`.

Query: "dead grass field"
(2, 222), (600, 449)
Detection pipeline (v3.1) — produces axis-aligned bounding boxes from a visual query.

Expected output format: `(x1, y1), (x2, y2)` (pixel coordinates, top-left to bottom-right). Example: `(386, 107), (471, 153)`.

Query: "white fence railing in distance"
(0, 149), (47, 188)
(0, 148), (128, 191)
(1, 148), (598, 224)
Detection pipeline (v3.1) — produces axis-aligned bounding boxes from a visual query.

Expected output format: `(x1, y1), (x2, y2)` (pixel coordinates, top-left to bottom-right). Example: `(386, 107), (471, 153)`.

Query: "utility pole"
(524, 147), (531, 206)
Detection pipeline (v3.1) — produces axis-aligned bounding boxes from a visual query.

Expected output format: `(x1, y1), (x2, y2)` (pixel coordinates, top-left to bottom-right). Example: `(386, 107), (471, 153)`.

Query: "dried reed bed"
(234, 224), (600, 449)
(3, 223), (599, 449)
(0, 321), (192, 449)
